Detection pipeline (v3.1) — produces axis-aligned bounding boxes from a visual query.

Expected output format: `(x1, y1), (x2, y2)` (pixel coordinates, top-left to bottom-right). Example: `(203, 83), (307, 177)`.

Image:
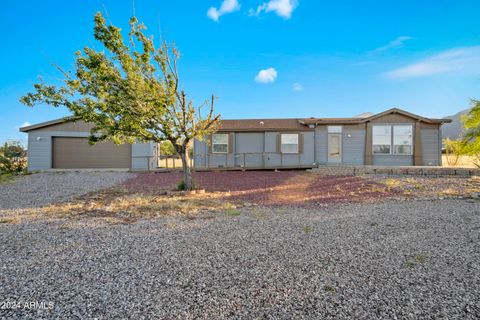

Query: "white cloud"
(386, 46), (480, 79)
(14, 122), (30, 130)
(253, 0), (297, 19)
(207, 0), (240, 22)
(254, 68), (277, 83)
(371, 36), (413, 53)
(292, 82), (303, 91)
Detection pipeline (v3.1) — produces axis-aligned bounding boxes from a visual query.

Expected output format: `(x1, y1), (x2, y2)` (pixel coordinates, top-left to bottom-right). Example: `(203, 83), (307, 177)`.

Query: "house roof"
(218, 108), (451, 131)
(300, 108), (451, 126)
(20, 108), (452, 133)
(19, 116), (79, 132)
(218, 118), (311, 132)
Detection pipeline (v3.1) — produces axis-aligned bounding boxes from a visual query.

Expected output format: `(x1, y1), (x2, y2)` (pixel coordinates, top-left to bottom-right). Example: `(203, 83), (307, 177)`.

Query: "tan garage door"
(52, 137), (131, 169)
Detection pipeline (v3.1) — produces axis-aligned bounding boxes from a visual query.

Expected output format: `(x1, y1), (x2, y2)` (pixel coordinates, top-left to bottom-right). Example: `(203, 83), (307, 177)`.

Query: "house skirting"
(308, 166), (480, 177)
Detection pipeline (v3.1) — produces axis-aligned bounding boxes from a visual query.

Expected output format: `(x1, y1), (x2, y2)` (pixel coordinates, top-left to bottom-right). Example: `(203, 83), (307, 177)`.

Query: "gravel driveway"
(1, 199), (479, 319)
(0, 172), (133, 210)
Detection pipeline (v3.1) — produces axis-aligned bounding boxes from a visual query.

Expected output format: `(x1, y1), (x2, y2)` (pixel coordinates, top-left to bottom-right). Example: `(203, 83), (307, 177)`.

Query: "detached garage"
(20, 117), (157, 171)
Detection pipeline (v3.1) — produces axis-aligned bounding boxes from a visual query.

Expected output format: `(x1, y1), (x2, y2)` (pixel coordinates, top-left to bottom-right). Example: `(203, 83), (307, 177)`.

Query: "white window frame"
(372, 125), (392, 155)
(393, 125), (413, 155)
(212, 133), (229, 154)
(372, 124), (413, 156)
(281, 133), (299, 154)
(328, 126), (343, 133)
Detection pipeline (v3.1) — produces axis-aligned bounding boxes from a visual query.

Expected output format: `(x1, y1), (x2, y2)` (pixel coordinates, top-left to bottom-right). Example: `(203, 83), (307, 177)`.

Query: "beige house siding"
(369, 113), (416, 123)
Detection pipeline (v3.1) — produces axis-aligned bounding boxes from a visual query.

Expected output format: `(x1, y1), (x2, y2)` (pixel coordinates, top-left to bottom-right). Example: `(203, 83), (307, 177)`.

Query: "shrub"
(160, 140), (176, 156)
(443, 138), (465, 166)
(473, 155), (480, 168)
(0, 141), (27, 174)
(177, 180), (196, 191)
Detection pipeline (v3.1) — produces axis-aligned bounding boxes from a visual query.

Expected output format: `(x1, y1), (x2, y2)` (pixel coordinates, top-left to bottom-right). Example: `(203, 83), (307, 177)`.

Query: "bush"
(160, 140), (193, 159)
(177, 180), (196, 191)
(0, 141), (27, 174)
(160, 140), (176, 156)
(473, 155), (480, 168)
(443, 139), (465, 166)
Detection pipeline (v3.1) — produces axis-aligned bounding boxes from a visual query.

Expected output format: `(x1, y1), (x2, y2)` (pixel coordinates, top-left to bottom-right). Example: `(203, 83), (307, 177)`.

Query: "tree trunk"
(179, 149), (193, 191)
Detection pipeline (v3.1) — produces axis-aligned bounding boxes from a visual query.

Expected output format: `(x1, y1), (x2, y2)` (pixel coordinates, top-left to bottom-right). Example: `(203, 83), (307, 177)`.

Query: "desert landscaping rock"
(0, 172), (134, 210)
(1, 199), (479, 319)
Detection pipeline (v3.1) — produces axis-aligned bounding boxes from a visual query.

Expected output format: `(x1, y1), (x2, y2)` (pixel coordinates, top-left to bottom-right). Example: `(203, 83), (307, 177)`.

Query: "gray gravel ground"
(0, 172), (134, 210)
(1, 199), (479, 319)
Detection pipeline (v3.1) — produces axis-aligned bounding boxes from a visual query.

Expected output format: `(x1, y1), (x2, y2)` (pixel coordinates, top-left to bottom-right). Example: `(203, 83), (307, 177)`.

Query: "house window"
(328, 126), (343, 133)
(281, 133), (299, 153)
(372, 125), (392, 154)
(212, 134), (229, 153)
(372, 125), (413, 155)
(393, 125), (413, 155)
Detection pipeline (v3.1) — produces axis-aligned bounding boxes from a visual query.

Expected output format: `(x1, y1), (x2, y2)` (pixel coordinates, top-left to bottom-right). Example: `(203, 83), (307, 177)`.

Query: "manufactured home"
(193, 108), (451, 169)
(21, 108), (451, 171)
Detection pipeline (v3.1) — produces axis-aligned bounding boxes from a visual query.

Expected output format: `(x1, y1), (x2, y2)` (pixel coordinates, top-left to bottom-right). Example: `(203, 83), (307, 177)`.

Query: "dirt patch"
(122, 170), (300, 192)
(121, 170), (396, 206)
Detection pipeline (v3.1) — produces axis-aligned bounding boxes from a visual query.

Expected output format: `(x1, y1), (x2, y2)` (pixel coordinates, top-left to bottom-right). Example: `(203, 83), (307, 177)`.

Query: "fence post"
(243, 153), (246, 168)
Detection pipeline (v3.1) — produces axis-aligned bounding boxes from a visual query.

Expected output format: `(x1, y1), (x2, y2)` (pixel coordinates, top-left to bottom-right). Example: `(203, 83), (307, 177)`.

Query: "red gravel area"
(122, 171), (395, 206)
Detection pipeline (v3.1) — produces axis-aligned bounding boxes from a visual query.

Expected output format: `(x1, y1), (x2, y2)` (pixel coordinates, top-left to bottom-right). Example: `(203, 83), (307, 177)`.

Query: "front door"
(328, 133), (342, 163)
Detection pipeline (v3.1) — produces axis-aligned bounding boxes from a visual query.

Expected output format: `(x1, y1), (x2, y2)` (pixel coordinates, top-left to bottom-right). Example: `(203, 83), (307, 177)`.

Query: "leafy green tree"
(20, 13), (219, 190)
(0, 141), (27, 174)
(461, 100), (480, 167)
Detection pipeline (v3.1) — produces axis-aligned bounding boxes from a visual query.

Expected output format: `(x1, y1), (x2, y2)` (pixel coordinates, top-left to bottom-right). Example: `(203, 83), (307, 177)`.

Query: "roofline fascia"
(19, 116), (79, 132)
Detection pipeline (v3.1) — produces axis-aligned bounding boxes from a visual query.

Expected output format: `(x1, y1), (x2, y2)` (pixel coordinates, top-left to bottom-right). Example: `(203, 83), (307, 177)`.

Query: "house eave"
(19, 116), (80, 132)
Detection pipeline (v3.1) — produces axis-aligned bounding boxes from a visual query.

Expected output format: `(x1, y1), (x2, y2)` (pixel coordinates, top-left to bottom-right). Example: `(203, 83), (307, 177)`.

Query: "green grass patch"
(0, 173), (15, 184)
(252, 208), (268, 219)
(412, 253), (428, 263)
(303, 225), (314, 234)
(324, 284), (335, 292)
(405, 253), (428, 268)
(225, 208), (241, 217)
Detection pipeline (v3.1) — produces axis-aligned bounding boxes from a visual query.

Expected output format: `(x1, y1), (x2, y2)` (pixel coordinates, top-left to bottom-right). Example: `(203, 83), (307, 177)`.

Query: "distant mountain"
(442, 109), (469, 140)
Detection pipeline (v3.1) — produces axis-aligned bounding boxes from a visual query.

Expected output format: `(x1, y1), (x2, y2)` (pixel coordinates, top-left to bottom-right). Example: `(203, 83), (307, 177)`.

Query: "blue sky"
(1, 0), (480, 144)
